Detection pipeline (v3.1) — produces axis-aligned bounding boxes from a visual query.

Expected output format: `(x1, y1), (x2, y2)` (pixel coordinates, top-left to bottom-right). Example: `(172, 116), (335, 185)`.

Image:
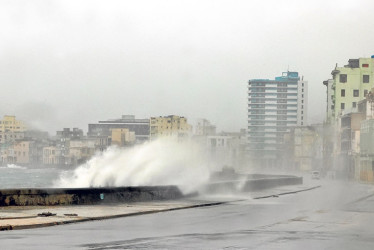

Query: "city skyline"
(1, 1), (374, 133)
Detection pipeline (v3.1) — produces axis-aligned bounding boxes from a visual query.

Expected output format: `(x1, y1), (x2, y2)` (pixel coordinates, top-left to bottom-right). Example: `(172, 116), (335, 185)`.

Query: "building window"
(363, 75), (370, 83)
(277, 88), (287, 93)
(363, 64), (369, 68)
(353, 89), (359, 97)
(277, 110), (287, 114)
(340, 74), (347, 83)
(352, 102), (357, 108)
(341, 103), (345, 110)
(365, 89), (369, 97)
(277, 115), (287, 120)
(341, 89), (345, 97)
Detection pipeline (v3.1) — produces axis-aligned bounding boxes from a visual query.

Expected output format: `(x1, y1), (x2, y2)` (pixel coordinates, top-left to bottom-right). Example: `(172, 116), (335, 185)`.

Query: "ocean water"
(0, 164), (73, 189)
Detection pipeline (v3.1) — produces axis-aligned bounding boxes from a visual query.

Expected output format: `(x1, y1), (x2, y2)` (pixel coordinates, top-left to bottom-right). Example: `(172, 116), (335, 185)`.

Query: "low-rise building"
(195, 119), (216, 136)
(88, 115), (149, 143)
(68, 139), (97, 165)
(13, 140), (32, 165)
(43, 146), (63, 165)
(339, 111), (365, 179)
(150, 115), (192, 140)
(110, 128), (136, 147)
(204, 130), (247, 170)
(283, 125), (324, 173)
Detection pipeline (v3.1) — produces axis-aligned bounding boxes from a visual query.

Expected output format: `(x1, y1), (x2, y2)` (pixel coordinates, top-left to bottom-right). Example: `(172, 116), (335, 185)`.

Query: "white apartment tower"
(247, 71), (308, 167)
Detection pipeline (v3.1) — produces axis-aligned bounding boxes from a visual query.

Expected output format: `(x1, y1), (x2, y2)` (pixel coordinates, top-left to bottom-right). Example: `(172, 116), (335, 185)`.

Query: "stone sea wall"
(0, 186), (183, 206)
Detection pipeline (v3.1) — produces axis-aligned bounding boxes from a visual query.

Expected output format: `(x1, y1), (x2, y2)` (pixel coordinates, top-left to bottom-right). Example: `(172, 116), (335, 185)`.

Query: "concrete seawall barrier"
(0, 186), (183, 206)
(0, 175), (303, 206)
(203, 175), (303, 194)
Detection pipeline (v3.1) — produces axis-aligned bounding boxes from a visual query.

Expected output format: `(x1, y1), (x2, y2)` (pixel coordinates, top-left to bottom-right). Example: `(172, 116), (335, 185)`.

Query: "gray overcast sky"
(1, 0), (374, 134)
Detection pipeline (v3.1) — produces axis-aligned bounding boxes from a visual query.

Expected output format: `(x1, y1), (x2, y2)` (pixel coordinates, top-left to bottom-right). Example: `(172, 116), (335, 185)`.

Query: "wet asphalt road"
(2, 179), (374, 249)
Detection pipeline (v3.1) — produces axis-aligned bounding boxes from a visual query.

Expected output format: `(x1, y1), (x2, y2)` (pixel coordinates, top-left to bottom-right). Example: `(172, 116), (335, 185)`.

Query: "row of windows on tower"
(250, 93), (305, 98)
(250, 82), (290, 87)
(250, 88), (297, 92)
(252, 110), (292, 114)
(250, 121), (297, 126)
(249, 104), (298, 108)
(251, 99), (299, 103)
(340, 74), (370, 83)
(340, 89), (368, 97)
(250, 88), (304, 95)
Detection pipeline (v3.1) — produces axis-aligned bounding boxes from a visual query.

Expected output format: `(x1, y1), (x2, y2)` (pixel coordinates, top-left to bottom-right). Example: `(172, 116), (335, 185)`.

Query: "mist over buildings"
(1, 0), (374, 134)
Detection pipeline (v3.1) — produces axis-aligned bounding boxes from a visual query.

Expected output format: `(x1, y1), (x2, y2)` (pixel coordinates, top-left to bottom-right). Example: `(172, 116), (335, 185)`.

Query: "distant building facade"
(329, 57), (374, 120)
(283, 126), (322, 172)
(247, 71), (308, 167)
(0, 115), (26, 144)
(206, 130), (247, 169)
(56, 128), (83, 140)
(150, 115), (192, 140)
(323, 79), (334, 123)
(322, 57), (374, 181)
(88, 115), (149, 142)
(358, 91), (374, 182)
(195, 119), (216, 136)
(110, 128), (136, 146)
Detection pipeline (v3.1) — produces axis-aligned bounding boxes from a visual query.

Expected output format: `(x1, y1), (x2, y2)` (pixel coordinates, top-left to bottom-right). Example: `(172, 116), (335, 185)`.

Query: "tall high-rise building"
(247, 71), (308, 167)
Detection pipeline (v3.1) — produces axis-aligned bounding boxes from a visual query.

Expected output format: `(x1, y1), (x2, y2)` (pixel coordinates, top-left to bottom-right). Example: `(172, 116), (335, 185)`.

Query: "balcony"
(331, 69), (340, 76)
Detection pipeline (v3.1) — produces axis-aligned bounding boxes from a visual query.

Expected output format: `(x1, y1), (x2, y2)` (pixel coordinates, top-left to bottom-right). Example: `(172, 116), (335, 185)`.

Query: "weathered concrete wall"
(0, 186), (183, 206)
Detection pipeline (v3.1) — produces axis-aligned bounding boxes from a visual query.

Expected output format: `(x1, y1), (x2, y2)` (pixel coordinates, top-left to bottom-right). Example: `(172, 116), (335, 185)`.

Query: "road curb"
(253, 185), (321, 200)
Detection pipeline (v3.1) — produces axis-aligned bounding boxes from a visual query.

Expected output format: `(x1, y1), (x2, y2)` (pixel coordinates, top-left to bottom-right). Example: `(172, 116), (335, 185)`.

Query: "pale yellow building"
(150, 115), (192, 140)
(111, 128), (136, 146)
(0, 115), (27, 143)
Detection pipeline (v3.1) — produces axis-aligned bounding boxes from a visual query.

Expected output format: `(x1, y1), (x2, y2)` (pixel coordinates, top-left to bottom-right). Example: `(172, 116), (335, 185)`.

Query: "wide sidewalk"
(0, 183), (320, 230)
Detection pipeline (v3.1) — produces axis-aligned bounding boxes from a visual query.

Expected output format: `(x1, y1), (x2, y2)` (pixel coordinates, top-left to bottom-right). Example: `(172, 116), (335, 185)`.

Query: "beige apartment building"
(111, 128), (136, 146)
(13, 141), (32, 164)
(150, 115), (192, 140)
(0, 115), (27, 143)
